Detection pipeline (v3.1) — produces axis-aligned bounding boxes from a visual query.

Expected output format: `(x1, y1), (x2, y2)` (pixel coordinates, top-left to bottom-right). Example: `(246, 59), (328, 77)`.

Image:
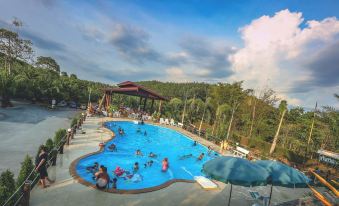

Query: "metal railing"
(0, 119), (83, 206)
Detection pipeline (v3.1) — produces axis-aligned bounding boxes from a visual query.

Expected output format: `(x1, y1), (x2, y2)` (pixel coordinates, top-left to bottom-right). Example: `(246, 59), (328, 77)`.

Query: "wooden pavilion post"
(143, 97), (147, 111)
(151, 99), (155, 114)
(158, 100), (163, 114)
(139, 96), (143, 111)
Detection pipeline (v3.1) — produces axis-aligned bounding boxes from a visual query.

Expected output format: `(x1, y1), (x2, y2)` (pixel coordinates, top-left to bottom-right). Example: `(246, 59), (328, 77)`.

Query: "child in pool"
(162, 158), (169, 172)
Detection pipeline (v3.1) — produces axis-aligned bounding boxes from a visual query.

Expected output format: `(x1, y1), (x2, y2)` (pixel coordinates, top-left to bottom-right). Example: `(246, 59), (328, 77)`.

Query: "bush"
(0, 170), (16, 205)
(45, 138), (54, 153)
(54, 129), (66, 145)
(284, 150), (306, 164)
(17, 155), (35, 187)
(70, 117), (78, 128)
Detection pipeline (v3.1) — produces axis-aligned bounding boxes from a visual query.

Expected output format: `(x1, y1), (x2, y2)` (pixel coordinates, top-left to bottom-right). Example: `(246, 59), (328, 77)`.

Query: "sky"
(0, 0), (338, 108)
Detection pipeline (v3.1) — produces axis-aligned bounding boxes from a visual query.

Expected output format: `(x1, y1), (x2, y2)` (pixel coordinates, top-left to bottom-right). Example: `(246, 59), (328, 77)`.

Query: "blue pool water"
(75, 121), (219, 190)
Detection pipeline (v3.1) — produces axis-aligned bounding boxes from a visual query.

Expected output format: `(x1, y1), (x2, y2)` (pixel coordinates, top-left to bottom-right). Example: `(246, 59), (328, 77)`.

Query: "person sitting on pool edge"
(144, 160), (154, 168)
(111, 177), (117, 189)
(192, 141), (197, 146)
(133, 162), (139, 173)
(95, 166), (109, 190)
(86, 162), (99, 174)
(135, 149), (143, 156)
(207, 146), (212, 155)
(197, 153), (205, 161)
(162, 158), (169, 172)
(108, 143), (117, 152)
(149, 152), (157, 158)
(179, 154), (193, 160)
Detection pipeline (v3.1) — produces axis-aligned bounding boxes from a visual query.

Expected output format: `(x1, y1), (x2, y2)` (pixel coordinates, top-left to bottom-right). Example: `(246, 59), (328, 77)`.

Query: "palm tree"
(269, 100), (288, 155)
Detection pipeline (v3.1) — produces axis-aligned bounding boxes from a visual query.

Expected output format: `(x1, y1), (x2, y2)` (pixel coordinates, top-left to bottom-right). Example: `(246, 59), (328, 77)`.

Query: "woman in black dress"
(35, 145), (54, 188)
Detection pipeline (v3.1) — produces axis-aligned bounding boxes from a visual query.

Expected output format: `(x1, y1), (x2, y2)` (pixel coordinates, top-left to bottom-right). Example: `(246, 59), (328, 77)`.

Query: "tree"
(54, 129), (66, 146)
(17, 155), (34, 187)
(0, 26), (33, 107)
(269, 100), (288, 155)
(0, 170), (15, 205)
(36, 56), (60, 73)
(0, 27), (33, 74)
(45, 138), (54, 153)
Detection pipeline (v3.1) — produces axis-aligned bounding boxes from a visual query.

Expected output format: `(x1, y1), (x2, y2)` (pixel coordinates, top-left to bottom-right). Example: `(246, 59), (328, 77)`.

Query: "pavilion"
(101, 81), (168, 113)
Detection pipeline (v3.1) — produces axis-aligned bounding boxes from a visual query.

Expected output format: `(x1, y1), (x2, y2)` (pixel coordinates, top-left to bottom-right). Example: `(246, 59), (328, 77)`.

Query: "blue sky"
(0, 0), (338, 108)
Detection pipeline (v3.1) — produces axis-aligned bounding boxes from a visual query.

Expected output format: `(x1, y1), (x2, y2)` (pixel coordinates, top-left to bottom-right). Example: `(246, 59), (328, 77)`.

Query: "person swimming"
(111, 177), (117, 189)
(192, 141), (197, 146)
(135, 149), (143, 156)
(108, 143), (117, 152)
(149, 152), (157, 158)
(144, 131), (147, 136)
(144, 160), (154, 168)
(162, 158), (169, 172)
(179, 154), (193, 160)
(133, 162), (139, 173)
(136, 128), (141, 133)
(197, 153), (205, 161)
(86, 162), (99, 174)
(114, 166), (125, 177)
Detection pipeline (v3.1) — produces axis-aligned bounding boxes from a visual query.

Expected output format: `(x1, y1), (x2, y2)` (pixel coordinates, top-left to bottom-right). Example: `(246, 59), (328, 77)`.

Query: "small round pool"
(74, 121), (219, 191)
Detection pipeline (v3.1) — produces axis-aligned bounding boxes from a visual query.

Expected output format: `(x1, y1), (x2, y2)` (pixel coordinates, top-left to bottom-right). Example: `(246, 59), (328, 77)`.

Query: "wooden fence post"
(22, 180), (31, 206)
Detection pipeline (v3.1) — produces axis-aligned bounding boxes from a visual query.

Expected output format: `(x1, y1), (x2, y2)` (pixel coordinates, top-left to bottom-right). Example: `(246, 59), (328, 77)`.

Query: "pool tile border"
(69, 121), (195, 194)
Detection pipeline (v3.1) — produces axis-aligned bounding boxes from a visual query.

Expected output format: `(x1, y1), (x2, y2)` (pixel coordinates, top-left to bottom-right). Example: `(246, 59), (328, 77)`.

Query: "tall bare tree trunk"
(181, 93), (187, 124)
(199, 107), (206, 136)
(248, 98), (257, 138)
(306, 102), (317, 159)
(226, 108), (235, 141)
(269, 109), (286, 155)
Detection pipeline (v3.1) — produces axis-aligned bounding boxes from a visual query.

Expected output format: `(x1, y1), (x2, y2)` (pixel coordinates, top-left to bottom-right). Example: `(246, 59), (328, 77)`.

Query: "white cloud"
(229, 9), (339, 107)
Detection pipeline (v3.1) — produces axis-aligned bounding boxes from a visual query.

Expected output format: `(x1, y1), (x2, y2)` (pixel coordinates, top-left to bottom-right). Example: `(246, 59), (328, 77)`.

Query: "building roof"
(317, 149), (339, 160)
(105, 81), (168, 101)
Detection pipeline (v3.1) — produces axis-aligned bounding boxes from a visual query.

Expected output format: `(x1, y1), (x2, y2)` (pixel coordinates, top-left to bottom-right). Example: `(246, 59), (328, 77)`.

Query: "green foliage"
(36, 56), (60, 72)
(108, 105), (118, 113)
(0, 170), (15, 205)
(45, 138), (54, 153)
(71, 117), (79, 128)
(54, 129), (66, 145)
(16, 155), (35, 187)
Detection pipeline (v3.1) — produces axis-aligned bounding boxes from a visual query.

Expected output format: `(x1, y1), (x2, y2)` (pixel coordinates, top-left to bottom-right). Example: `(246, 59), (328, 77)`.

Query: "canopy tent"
(101, 81), (168, 113)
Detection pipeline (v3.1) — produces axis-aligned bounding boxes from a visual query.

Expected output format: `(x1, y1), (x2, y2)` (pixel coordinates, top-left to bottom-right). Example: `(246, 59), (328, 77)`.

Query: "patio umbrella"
(203, 156), (270, 206)
(254, 160), (310, 205)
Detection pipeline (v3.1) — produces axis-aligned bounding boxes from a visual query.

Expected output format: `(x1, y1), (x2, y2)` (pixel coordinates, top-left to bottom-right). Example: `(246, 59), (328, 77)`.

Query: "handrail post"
(72, 126), (76, 138)
(66, 128), (72, 145)
(59, 136), (65, 154)
(22, 180), (31, 206)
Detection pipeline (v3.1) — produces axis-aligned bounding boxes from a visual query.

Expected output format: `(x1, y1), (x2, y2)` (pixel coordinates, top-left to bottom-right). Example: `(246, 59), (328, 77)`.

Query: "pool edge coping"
(69, 120), (196, 194)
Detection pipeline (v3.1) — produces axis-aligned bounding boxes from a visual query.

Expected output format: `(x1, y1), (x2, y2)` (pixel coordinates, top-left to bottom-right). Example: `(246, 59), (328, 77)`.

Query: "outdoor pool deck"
(30, 116), (314, 206)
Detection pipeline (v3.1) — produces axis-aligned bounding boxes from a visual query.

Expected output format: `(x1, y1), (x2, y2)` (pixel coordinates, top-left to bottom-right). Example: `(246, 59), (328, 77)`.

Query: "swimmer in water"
(144, 131), (147, 136)
(197, 153), (205, 161)
(144, 160), (154, 168)
(162, 158), (169, 172)
(133, 162), (139, 173)
(135, 149), (143, 156)
(179, 154), (193, 160)
(137, 128), (141, 133)
(149, 152), (157, 158)
(192, 141), (197, 146)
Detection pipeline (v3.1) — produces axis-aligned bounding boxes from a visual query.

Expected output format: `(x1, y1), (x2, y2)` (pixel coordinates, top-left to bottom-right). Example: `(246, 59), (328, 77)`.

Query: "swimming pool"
(74, 121), (219, 191)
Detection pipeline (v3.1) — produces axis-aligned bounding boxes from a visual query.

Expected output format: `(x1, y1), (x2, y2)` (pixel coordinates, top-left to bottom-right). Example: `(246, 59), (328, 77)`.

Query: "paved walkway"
(30, 116), (312, 206)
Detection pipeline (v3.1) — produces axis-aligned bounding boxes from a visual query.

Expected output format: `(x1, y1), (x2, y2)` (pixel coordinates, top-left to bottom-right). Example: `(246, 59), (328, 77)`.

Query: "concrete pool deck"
(30, 116), (314, 206)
